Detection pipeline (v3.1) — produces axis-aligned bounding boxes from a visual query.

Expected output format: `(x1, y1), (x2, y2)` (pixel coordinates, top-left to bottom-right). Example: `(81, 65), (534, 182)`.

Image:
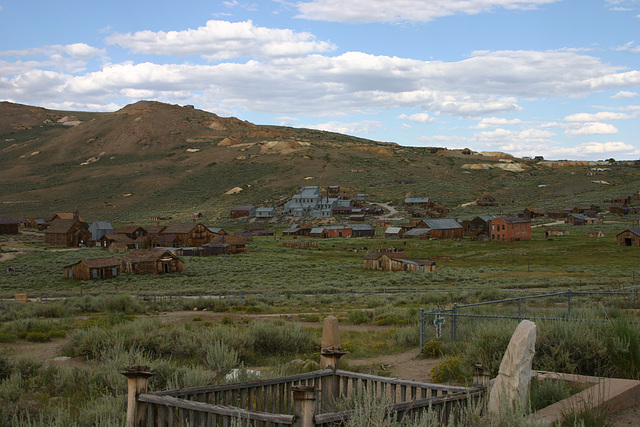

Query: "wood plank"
(138, 394), (295, 424)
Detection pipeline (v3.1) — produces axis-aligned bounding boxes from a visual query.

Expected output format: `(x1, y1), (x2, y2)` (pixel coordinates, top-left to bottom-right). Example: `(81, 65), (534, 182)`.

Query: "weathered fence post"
(473, 364), (490, 389)
(567, 288), (572, 318)
(419, 308), (425, 353)
(451, 303), (458, 342)
(320, 315), (347, 412)
(122, 365), (154, 427)
(293, 385), (316, 427)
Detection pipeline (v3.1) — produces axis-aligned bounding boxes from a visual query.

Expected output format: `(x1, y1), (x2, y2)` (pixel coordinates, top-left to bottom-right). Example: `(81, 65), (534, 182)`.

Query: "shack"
(121, 250), (184, 275)
(64, 257), (120, 280)
(364, 252), (435, 273)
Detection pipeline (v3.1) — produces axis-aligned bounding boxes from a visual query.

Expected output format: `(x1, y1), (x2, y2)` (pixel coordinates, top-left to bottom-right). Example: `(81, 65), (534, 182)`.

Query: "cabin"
(476, 196), (498, 207)
(610, 205), (632, 216)
(350, 223), (375, 237)
(161, 223), (214, 247)
(44, 219), (92, 247)
(411, 218), (463, 239)
(521, 208), (545, 220)
(201, 243), (231, 256)
(64, 257), (120, 280)
(100, 234), (135, 250)
(282, 223), (313, 236)
(230, 206), (256, 218)
(0, 217), (19, 234)
(404, 197), (433, 208)
(143, 224), (167, 238)
(363, 252), (435, 273)
(588, 230), (604, 238)
(565, 214), (599, 226)
(545, 228), (569, 237)
(490, 216), (531, 241)
(209, 234), (247, 253)
(116, 225), (147, 239)
(121, 250), (184, 275)
(255, 207), (277, 218)
(310, 225), (353, 238)
(617, 229), (640, 247)
(384, 227), (403, 239)
(152, 234), (183, 248)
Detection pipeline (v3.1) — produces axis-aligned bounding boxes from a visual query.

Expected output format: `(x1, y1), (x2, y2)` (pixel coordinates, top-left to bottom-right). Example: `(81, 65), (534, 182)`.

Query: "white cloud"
(472, 116), (522, 129)
(275, 116), (300, 125)
(612, 90), (638, 99)
(397, 113), (435, 123)
(547, 141), (640, 158)
(106, 20), (336, 60)
(565, 122), (619, 136)
(294, 0), (560, 23)
(564, 112), (632, 121)
(475, 128), (555, 145)
(305, 120), (385, 134)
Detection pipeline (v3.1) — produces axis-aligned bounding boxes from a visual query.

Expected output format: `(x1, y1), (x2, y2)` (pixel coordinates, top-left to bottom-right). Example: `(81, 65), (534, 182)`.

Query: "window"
(68, 270), (73, 278)
(92, 269), (98, 278)
(112, 267), (118, 276)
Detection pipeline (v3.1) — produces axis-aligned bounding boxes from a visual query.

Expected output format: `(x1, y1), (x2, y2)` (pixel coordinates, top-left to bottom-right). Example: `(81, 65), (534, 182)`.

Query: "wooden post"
(293, 385), (316, 427)
(122, 365), (154, 427)
(473, 364), (490, 389)
(319, 316), (347, 412)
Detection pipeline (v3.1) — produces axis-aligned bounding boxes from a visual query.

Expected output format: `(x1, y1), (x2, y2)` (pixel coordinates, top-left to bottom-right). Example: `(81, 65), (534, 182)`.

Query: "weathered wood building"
(0, 217), (19, 234)
(64, 257), (120, 280)
(121, 250), (184, 275)
(44, 218), (92, 247)
(364, 252), (435, 273)
(209, 234), (246, 253)
(617, 229), (640, 247)
(161, 223), (214, 247)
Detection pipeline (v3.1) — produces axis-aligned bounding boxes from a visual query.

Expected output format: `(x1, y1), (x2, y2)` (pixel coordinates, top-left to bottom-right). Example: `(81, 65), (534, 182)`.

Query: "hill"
(1, 101), (638, 224)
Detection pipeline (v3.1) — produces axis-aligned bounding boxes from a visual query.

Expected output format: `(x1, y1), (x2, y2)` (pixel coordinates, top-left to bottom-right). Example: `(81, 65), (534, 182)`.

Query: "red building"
(490, 217), (531, 241)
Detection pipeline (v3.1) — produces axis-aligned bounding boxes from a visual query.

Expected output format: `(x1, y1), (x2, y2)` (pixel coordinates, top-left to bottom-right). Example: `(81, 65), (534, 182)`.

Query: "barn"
(64, 257), (120, 280)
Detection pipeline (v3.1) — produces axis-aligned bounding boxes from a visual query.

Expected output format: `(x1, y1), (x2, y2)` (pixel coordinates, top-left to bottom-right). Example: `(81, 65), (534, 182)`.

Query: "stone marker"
(488, 320), (537, 414)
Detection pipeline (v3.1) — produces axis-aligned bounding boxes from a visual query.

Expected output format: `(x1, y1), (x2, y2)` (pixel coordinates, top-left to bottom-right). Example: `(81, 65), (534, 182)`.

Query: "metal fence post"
(518, 298), (522, 320)
(169, 294), (172, 312)
(567, 288), (572, 318)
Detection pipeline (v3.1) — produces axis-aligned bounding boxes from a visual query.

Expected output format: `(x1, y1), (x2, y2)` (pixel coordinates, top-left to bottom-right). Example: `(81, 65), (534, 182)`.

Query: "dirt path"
(370, 202), (403, 221)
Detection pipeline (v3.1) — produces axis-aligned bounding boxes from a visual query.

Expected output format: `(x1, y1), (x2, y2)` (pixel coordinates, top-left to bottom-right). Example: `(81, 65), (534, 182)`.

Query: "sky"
(0, 0), (639, 160)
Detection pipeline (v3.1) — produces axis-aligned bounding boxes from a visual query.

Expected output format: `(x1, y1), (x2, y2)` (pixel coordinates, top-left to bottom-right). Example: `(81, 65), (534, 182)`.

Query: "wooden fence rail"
(128, 368), (484, 427)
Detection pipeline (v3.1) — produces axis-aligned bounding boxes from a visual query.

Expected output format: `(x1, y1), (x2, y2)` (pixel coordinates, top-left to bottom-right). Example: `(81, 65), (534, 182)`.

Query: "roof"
(210, 234), (246, 245)
(104, 234), (134, 243)
(619, 228), (640, 237)
(163, 223), (201, 234)
(405, 197), (430, 204)
(122, 250), (180, 263)
(494, 216), (531, 224)
(420, 219), (462, 230)
(568, 213), (597, 221)
(475, 215), (498, 222)
(143, 225), (167, 234)
(90, 221), (113, 229)
(208, 227), (227, 235)
(116, 225), (145, 234)
(385, 227), (403, 234)
(65, 257), (120, 269)
(256, 207), (276, 212)
(403, 228), (431, 237)
(231, 206), (256, 211)
(156, 234), (180, 243)
(349, 223), (373, 230)
(310, 227), (325, 234)
(45, 218), (86, 234)
(364, 251), (434, 266)
(0, 217), (20, 225)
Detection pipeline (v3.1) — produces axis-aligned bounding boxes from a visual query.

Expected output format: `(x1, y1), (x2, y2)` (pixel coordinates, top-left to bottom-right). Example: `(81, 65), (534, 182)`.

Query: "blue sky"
(0, 0), (638, 160)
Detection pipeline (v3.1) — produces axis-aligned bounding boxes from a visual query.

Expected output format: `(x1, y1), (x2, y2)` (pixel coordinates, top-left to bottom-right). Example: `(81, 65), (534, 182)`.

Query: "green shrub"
(429, 357), (469, 384)
(421, 340), (443, 358)
(204, 341), (239, 373)
(25, 332), (50, 343)
(347, 311), (371, 325)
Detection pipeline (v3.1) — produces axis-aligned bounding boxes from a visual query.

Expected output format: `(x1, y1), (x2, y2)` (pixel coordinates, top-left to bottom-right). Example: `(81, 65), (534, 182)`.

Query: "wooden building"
(0, 217), (19, 234)
(545, 228), (569, 237)
(115, 225), (147, 239)
(64, 257), (120, 280)
(230, 206), (256, 218)
(152, 234), (183, 248)
(209, 234), (247, 253)
(411, 219), (463, 239)
(588, 230), (604, 238)
(161, 223), (214, 247)
(617, 229), (640, 247)
(490, 216), (531, 241)
(121, 250), (184, 275)
(364, 252), (435, 273)
(45, 218), (92, 247)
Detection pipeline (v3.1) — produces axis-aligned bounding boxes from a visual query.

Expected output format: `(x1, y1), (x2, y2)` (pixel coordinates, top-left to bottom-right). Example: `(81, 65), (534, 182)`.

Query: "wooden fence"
(125, 367), (484, 426)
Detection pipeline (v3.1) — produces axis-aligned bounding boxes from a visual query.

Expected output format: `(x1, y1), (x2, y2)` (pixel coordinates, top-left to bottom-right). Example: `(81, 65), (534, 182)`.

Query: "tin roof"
(122, 250), (180, 263)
